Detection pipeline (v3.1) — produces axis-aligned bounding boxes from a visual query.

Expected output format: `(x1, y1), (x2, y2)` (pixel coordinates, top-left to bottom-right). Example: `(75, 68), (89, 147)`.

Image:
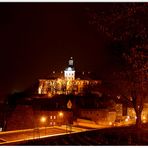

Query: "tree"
(123, 48), (147, 128)
(87, 3), (148, 49)
(87, 3), (148, 128)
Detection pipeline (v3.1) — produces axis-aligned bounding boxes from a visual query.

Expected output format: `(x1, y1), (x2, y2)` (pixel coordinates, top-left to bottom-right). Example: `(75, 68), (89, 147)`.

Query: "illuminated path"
(0, 123), (133, 145)
(0, 126), (89, 145)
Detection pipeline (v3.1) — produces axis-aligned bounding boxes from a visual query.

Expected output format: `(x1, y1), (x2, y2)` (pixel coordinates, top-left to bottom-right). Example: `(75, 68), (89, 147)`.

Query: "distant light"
(48, 93), (52, 97)
(0, 128), (2, 132)
(40, 116), (46, 123)
(53, 71), (55, 74)
(129, 97), (133, 101)
(142, 116), (146, 120)
(59, 112), (63, 117)
(109, 122), (112, 125)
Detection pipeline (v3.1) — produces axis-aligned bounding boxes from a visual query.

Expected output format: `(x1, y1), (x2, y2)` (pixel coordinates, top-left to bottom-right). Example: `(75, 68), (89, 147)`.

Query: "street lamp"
(40, 116), (46, 123)
(58, 112), (64, 126)
(40, 116), (47, 135)
(59, 112), (63, 117)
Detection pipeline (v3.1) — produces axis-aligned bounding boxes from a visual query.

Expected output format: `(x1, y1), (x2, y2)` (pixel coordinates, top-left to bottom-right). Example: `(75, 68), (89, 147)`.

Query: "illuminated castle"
(38, 57), (101, 97)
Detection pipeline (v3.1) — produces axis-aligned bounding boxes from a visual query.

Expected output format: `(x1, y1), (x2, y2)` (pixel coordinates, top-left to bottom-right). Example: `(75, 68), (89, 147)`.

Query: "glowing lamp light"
(48, 93), (52, 97)
(40, 116), (46, 123)
(142, 116), (147, 123)
(109, 122), (112, 125)
(59, 112), (63, 117)
(127, 116), (130, 119)
(142, 116), (146, 120)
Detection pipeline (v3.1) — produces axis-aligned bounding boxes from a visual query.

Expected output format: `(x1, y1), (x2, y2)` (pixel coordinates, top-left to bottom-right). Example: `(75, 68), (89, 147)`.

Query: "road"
(0, 125), (89, 145)
(0, 122), (135, 145)
(0, 127), (68, 145)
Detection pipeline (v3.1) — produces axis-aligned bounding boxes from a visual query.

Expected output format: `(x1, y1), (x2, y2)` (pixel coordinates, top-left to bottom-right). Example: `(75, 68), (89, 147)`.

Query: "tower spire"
(68, 57), (74, 68)
(64, 57), (75, 80)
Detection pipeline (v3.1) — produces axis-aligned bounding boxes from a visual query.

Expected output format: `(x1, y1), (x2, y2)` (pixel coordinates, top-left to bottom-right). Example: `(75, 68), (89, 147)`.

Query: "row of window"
(66, 77), (74, 80)
(39, 81), (96, 87)
(50, 122), (56, 125)
(65, 73), (75, 76)
(50, 115), (56, 119)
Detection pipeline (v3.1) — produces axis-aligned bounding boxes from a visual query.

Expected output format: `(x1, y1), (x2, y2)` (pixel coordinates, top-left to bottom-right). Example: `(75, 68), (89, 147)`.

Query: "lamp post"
(58, 111), (64, 126)
(40, 116), (47, 136)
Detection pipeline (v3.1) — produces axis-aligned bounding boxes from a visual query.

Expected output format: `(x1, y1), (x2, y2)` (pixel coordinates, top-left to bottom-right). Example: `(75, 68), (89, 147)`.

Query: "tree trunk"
(135, 110), (142, 144)
(136, 110), (142, 129)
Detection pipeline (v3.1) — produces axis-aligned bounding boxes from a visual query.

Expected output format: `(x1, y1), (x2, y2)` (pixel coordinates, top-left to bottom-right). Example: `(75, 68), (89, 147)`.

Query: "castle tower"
(64, 57), (75, 80)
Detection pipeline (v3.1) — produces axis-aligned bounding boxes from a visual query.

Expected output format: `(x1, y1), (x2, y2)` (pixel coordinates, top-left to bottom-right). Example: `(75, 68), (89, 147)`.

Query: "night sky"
(0, 3), (143, 100)
(0, 3), (103, 97)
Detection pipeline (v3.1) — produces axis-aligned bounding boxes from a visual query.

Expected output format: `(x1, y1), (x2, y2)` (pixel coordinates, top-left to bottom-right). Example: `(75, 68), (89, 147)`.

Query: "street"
(0, 121), (139, 145)
(0, 126), (68, 145)
(0, 125), (90, 145)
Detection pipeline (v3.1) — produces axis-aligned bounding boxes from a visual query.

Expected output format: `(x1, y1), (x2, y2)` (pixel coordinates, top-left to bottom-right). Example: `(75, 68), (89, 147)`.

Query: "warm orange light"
(40, 116), (46, 123)
(143, 116), (146, 120)
(142, 116), (147, 123)
(48, 93), (52, 97)
(59, 112), (63, 117)
(109, 122), (112, 125)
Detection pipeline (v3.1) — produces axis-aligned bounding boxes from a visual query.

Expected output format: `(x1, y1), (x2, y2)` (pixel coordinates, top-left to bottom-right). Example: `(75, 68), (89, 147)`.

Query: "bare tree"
(122, 48), (147, 128)
(87, 3), (148, 128)
(87, 3), (148, 49)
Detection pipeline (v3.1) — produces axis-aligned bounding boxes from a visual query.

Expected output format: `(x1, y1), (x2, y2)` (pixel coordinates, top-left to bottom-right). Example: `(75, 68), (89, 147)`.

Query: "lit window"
(50, 116), (52, 119)
(54, 116), (56, 119)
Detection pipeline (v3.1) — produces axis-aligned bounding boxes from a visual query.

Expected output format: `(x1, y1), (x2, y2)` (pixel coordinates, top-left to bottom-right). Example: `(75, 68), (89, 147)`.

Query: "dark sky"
(0, 3), (120, 99)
